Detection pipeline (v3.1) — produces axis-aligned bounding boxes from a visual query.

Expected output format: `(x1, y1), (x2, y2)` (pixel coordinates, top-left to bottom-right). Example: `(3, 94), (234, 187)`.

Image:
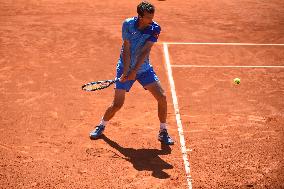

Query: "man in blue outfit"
(90, 1), (174, 145)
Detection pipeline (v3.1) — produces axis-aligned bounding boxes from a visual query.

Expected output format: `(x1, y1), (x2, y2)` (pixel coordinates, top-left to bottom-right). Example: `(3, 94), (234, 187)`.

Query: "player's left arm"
(134, 41), (154, 71)
(127, 41), (154, 80)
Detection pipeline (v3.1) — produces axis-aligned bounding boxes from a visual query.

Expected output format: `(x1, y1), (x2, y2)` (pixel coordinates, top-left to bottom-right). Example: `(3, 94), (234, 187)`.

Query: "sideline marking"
(163, 43), (192, 189)
(161, 42), (284, 46)
(161, 41), (283, 188)
(171, 65), (284, 68)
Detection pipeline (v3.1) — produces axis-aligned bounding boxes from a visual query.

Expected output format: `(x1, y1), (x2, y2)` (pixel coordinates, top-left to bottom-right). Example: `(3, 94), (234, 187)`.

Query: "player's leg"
(144, 81), (167, 123)
(103, 89), (126, 121)
(89, 89), (126, 139)
(138, 68), (174, 145)
(144, 81), (174, 145)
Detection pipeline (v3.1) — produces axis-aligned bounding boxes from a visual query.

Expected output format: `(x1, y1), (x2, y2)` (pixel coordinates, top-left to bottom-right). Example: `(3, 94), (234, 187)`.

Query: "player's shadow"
(101, 135), (173, 179)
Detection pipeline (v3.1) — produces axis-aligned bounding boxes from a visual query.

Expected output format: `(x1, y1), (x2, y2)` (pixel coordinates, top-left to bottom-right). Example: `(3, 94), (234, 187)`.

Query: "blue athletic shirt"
(117, 17), (161, 74)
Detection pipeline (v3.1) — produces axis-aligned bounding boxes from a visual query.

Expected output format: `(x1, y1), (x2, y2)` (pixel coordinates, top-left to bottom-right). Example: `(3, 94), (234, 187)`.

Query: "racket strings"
(83, 81), (113, 91)
(86, 84), (101, 91)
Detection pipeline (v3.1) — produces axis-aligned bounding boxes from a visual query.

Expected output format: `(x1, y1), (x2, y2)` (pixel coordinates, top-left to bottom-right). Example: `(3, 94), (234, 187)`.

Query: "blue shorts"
(115, 67), (159, 92)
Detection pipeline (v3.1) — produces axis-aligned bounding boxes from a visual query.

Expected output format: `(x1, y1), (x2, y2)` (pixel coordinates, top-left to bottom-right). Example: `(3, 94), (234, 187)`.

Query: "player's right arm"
(120, 40), (131, 82)
(119, 20), (132, 83)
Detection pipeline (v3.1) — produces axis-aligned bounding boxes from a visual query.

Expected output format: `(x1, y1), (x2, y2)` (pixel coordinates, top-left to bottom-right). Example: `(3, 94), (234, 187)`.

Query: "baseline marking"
(171, 65), (284, 68)
(163, 43), (192, 189)
(162, 42), (284, 46)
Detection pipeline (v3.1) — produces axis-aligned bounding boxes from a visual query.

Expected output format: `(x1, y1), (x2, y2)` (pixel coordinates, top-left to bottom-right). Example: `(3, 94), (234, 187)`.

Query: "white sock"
(99, 119), (108, 126)
(160, 123), (167, 131)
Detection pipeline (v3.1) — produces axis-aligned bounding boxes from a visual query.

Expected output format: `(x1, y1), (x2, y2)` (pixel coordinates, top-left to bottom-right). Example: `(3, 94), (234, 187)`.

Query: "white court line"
(163, 43), (192, 189)
(171, 65), (284, 68)
(163, 42), (284, 46)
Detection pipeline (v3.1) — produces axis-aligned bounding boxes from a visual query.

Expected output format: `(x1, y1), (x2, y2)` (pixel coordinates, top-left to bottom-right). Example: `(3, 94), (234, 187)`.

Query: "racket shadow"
(101, 135), (173, 179)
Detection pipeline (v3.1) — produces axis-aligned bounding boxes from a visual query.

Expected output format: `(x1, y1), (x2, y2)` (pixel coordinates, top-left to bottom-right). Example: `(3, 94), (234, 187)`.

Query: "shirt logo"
(131, 32), (137, 35)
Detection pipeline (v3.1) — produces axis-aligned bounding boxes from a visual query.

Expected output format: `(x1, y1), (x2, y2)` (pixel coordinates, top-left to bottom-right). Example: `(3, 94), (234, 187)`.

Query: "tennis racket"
(82, 78), (119, 91)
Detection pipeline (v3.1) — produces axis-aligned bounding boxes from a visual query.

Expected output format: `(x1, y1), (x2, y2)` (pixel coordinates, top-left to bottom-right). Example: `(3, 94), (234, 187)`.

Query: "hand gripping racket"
(82, 78), (119, 91)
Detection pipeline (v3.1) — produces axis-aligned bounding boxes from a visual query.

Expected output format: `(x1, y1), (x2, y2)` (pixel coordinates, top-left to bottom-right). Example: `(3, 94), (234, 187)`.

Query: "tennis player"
(90, 1), (174, 145)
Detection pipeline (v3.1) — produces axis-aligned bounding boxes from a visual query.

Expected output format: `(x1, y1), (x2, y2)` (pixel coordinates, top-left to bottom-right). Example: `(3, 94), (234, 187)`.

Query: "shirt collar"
(134, 16), (152, 32)
(134, 16), (139, 29)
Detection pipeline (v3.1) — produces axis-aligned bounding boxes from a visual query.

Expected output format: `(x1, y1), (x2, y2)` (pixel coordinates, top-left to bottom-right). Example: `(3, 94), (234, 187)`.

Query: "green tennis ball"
(234, 78), (241, 84)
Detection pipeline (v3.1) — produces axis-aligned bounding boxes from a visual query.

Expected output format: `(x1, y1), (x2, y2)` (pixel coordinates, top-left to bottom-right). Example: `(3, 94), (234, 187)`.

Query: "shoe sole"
(89, 134), (103, 140)
(158, 138), (174, 145)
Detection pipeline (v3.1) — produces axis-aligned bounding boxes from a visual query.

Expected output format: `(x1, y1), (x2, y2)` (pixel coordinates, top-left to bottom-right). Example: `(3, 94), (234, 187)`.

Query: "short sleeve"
(147, 25), (161, 43)
(122, 20), (130, 40)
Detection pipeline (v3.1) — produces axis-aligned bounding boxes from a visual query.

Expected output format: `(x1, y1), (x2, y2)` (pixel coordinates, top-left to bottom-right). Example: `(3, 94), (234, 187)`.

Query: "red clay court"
(1, 0), (283, 188)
